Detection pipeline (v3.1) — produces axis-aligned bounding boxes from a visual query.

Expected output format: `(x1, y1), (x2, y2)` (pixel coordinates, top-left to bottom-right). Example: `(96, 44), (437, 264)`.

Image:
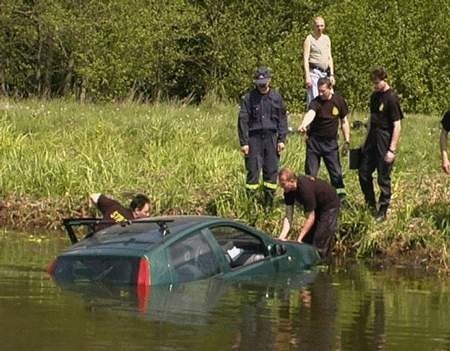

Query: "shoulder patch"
(379, 103), (384, 112)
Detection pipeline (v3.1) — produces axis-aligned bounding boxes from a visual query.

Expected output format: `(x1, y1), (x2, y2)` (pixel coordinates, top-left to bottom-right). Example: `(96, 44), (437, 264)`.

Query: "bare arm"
(328, 36), (334, 76)
(340, 115), (350, 143)
(440, 128), (450, 173)
(279, 205), (294, 240)
(298, 211), (315, 243)
(89, 193), (101, 204)
(303, 36), (311, 86)
(384, 120), (401, 163)
(298, 110), (316, 133)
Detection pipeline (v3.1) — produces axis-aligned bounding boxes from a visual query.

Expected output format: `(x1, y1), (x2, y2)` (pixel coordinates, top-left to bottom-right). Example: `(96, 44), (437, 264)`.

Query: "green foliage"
(1, 100), (450, 267)
(0, 0), (449, 110)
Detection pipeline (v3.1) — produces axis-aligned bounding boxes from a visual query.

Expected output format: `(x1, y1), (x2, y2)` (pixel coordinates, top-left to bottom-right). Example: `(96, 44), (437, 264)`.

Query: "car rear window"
(53, 256), (140, 285)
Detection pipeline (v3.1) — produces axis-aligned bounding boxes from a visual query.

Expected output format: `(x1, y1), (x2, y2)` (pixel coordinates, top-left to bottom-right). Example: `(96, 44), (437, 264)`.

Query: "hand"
(384, 150), (396, 163)
(277, 142), (285, 153)
(241, 145), (249, 156)
(298, 125), (307, 134)
(305, 77), (312, 89)
(341, 141), (350, 156)
(442, 159), (450, 174)
(330, 75), (336, 86)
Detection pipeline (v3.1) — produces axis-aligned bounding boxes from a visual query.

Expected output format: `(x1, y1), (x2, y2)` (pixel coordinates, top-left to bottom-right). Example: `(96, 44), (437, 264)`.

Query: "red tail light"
(136, 257), (151, 313)
(46, 258), (57, 276)
(137, 257), (151, 286)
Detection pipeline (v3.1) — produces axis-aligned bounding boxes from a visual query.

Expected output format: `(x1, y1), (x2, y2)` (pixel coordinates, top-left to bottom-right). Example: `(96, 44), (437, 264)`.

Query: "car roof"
(62, 215), (237, 255)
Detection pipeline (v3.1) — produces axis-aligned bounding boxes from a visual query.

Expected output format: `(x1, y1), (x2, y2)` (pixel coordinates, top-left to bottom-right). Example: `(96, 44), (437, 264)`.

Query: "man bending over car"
(90, 193), (151, 229)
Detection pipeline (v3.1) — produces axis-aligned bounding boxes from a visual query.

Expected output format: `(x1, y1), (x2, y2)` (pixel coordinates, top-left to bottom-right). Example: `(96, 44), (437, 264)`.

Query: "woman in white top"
(303, 16), (335, 105)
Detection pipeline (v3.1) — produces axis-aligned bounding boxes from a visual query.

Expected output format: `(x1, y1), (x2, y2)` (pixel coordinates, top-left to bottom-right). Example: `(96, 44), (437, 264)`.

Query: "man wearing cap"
(358, 68), (403, 222)
(298, 77), (350, 202)
(439, 109), (450, 174)
(303, 16), (335, 105)
(238, 66), (288, 207)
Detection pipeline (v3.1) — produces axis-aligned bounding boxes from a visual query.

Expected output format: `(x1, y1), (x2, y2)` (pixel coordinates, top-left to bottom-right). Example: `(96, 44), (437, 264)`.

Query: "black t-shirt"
(308, 94), (349, 139)
(369, 89), (404, 131)
(441, 110), (450, 132)
(284, 176), (339, 213)
(97, 195), (133, 228)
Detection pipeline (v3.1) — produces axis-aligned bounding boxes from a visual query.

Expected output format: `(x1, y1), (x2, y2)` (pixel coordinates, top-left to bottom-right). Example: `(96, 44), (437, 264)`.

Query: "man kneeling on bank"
(278, 168), (340, 259)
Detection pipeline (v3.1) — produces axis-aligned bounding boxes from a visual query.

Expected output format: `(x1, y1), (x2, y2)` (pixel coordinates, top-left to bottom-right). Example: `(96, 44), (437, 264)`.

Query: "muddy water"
(1, 231), (450, 351)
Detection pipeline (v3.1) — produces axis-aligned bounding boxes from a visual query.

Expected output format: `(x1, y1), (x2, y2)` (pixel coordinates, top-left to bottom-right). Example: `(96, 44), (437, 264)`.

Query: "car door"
(206, 225), (276, 278)
(166, 229), (222, 284)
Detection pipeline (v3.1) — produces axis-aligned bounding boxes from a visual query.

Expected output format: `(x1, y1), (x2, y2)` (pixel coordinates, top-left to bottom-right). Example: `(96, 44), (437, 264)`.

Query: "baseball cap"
(253, 66), (272, 84)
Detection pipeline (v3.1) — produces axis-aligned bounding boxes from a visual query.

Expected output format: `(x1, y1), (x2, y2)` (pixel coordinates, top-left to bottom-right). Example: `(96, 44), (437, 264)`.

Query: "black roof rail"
(62, 218), (175, 244)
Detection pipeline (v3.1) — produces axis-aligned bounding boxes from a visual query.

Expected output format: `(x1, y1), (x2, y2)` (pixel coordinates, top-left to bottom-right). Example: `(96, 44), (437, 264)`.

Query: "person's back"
(90, 193), (151, 230)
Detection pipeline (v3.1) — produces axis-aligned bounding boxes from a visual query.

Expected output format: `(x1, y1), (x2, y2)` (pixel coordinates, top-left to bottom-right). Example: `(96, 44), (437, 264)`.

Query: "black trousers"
(305, 136), (345, 193)
(303, 207), (339, 259)
(245, 131), (279, 189)
(358, 129), (394, 208)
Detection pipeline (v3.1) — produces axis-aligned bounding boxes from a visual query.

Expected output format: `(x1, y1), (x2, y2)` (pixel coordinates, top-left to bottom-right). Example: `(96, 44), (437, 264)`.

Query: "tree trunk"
(61, 56), (74, 96)
(80, 76), (87, 103)
(0, 63), (7, 96)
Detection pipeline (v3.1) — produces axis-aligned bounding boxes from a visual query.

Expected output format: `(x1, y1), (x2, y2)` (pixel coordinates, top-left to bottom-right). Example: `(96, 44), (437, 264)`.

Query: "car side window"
(209, 226), (267, 268)
(168, 231), (220, 283)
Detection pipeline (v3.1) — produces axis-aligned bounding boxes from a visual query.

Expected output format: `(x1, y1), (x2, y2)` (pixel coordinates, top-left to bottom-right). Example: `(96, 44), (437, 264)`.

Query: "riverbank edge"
(2, 195), (447, 273)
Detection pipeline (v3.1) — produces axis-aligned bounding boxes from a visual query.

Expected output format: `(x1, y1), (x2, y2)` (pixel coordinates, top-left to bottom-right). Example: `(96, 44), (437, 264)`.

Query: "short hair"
(371, 68), (388, 82)
(278, 168), (296, 181)
(317, 77), (332, 88)
(130, 194), (150, 211)
(313, 16), (325, 24)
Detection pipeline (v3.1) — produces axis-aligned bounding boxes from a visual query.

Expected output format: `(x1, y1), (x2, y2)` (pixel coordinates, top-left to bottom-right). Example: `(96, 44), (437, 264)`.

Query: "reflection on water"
(2, 232), (450, 351)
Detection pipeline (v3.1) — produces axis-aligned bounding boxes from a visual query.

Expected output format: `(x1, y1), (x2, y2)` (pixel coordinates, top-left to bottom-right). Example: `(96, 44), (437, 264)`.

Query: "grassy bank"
(1, 99), (449, 268)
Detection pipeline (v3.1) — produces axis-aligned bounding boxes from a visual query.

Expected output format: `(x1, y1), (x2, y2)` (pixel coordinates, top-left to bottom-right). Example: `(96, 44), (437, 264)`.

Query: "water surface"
(1, 231), (450, 351)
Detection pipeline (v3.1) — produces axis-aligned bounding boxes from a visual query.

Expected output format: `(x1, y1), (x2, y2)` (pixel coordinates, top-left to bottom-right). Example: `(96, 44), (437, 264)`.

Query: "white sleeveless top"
(307, 34), (331, 70)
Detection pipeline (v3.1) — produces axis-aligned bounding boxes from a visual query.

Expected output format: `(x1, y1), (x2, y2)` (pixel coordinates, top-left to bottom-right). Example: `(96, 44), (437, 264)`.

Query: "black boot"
(375, 205), (388, 222)
(263, 188), (275, 209)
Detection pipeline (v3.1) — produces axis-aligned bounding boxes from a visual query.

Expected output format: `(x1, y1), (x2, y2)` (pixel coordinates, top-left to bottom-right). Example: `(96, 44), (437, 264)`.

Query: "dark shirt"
(369, 89), (404, 132)
(97, 195), (133, 228)
(284, 176), (339, 213)
(238, 88), (288, 146)
(308, 94), (349, 139)
(441, 110), (450, 132)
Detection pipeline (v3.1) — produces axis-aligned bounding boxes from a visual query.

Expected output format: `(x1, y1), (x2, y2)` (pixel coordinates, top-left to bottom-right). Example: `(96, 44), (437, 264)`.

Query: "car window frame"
(205, 223), (270, 271)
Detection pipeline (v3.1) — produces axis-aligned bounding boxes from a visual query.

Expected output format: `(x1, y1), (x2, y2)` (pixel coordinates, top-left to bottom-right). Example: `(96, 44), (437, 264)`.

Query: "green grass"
(0, 98), (449, 268)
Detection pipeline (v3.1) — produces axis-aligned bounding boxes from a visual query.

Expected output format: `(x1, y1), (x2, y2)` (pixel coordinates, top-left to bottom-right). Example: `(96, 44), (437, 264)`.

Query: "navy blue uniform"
(238, 88), (288, 197)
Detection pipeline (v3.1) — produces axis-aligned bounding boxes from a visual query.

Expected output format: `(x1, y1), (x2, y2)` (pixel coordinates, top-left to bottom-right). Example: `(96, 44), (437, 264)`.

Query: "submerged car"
(47, 216), (321, 287)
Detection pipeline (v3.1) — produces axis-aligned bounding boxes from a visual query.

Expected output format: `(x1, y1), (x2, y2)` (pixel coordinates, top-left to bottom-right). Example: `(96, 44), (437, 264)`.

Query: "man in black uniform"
(278, 167), (340, 259)
(439, 110), (450, 174)
(238, 66), (288, 207)
(358, 68), (403, 221)
(90, 193), (151, 229)
(298, 77), (350, 201)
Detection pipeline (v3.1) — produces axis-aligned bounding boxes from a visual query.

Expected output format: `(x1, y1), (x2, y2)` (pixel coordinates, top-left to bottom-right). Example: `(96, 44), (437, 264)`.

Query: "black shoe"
(375, 205), (388, 222)
(339, 196), (349, 209)
(366, 201), (377, 215)
(263, 188), (275, 209)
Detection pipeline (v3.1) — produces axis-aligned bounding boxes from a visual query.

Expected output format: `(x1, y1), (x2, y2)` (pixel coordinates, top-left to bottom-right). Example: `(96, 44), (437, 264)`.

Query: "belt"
(309, 63), (329, 73)
(249, 129), (276, 137)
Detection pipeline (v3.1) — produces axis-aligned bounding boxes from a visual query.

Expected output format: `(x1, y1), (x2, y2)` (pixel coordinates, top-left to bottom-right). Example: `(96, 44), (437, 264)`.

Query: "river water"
(1, 231), (450, 351)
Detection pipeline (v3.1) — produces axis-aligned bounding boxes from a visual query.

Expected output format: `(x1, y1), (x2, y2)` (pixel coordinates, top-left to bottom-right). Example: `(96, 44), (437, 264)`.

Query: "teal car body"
(48, 216), (321, 286)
